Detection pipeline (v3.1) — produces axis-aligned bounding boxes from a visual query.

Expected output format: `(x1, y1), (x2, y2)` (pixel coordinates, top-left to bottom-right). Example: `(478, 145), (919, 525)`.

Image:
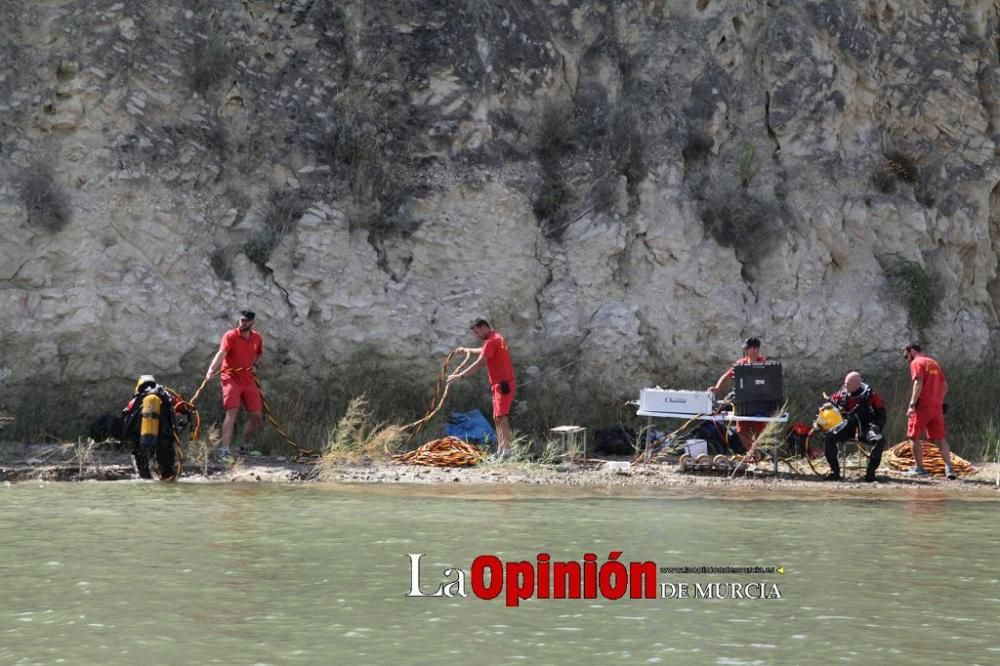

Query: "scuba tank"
(123, 376), (181, 481)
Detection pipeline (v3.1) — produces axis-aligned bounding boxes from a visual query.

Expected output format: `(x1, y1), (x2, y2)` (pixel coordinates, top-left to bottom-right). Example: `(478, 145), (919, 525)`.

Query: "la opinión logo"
(405, 553), (783, 607)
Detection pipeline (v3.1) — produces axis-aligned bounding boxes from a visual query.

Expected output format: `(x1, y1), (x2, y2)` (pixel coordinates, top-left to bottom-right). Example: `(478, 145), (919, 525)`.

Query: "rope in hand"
(399, 349), (473, 442)
(190, 366), (320, 462)
(390, 350), (482, 466)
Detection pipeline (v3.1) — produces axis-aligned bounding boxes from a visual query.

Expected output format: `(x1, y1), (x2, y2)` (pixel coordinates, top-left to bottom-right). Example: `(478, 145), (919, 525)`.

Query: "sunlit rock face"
(2, 0), (999, 408)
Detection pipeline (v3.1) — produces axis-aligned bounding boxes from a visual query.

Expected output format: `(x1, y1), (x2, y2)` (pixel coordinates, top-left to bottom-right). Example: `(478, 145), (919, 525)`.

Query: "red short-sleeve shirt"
(725, 355), (767, 381)
(221, 328), (263, 385)
(482, 331), (514, 387)
(910, 354), (946, 408)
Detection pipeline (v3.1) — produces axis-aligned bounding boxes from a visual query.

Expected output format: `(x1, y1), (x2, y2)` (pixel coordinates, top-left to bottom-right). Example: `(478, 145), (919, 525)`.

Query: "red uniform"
(219, 328), (263, 411)
(907, 354), (947, 439)
(482, 331), (515, 419)
(728, 355), (767, 439)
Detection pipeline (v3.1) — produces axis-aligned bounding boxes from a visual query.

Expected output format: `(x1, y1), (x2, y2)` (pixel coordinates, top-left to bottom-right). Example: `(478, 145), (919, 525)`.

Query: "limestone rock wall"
(2, 0), (1000, 413)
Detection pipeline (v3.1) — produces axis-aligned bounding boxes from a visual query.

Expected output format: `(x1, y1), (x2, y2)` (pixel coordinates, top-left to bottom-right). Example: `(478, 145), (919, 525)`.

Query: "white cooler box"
(639, 388), (715, 416)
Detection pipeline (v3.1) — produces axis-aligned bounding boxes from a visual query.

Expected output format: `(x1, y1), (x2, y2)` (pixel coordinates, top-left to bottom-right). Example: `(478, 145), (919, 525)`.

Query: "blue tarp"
(445, 409), (496, 444)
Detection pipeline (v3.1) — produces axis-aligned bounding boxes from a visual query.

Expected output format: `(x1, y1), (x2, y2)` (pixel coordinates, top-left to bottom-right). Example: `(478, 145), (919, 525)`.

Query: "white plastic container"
(683, 439), (708, 457)
(638, 388), (715, 415)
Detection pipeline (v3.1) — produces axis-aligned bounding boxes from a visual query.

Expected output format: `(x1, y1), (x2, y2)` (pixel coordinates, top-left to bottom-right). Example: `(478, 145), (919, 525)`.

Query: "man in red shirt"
(447, 319), (515, 458)
(902, 343), (955, 479)
(708, 337), (768, 452)
(205, 310), (264, 463)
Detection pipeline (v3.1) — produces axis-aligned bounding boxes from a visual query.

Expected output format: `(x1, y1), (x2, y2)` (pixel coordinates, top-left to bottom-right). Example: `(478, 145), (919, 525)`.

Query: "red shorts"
(222, 380), (262, 412)
(907, 407), (946, 440)
(492, 381), (515, 419)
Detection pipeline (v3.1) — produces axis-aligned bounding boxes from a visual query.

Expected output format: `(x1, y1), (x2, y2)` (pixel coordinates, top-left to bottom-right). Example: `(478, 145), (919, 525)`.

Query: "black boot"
(823, 436), (841, 481)
(865, 439), (885, 483)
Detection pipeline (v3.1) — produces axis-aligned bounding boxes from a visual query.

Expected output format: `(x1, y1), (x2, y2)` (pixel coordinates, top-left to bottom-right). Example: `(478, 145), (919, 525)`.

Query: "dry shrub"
(73, 437), (97, 478)
(188, 425), (216, 477)
(320, 396), (405, 469)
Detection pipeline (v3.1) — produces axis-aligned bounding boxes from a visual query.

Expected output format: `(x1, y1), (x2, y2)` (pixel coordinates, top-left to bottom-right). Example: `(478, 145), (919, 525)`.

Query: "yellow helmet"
(135, 375), (157, 393)
(813, 403), (845, 433)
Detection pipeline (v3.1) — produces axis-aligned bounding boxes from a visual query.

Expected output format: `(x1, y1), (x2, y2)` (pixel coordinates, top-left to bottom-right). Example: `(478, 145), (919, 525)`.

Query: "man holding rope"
(447, 319), (515, 459)
(205, 310), (263, 463)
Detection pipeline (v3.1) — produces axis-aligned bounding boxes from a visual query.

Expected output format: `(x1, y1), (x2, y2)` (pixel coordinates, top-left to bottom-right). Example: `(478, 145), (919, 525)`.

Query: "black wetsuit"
(824, 383), (887, 481)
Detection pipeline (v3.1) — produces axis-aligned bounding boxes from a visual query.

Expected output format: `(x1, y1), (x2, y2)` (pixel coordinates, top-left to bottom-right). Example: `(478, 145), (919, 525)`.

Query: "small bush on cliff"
(534, 176), (571, 238)
(872, 162), (897, 193)
(885, 257), (937, 331)
(682, 130), (714, 163)
(882, 150), (919, 184)
(182, 11), (235, 97)
(872, 150), (919, 194)
(737, 142), (760, 189)
(209, 247), (236, 282)
(244, 190), (309, 269)
(20, 163), (72, 233)
(700, 189), (782, 253)
(872, 147), (935, 206)
(534, 102), (576, 169)
(532, 103), (576, 238)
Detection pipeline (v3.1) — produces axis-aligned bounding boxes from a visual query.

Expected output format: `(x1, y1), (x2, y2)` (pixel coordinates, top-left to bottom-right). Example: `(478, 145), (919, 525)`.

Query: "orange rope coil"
(393, 436), (486, 467)
(884, 441), (976, 477)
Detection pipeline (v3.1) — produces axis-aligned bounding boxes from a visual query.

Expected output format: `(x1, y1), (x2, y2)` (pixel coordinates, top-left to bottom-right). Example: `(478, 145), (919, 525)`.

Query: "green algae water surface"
(1, 482), (998, 665)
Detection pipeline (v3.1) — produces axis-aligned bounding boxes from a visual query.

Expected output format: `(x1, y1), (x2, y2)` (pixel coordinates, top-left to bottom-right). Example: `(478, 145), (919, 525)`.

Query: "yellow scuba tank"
(140, 393), (164, 439)
(813, 403), (845, 433)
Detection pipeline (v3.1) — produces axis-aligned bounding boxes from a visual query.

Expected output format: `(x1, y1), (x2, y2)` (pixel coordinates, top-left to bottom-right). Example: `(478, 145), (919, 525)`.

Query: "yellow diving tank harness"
(813, 403), (846, 434)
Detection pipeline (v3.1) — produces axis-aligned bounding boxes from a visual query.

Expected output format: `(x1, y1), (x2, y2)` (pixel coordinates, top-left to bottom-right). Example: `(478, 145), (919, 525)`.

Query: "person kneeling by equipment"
(122, 375), (183, 481)
(813, 371), (887, 482)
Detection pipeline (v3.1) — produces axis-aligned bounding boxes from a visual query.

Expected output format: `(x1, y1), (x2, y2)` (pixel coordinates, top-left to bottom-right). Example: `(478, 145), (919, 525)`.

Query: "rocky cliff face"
(2, 0), (1000, 419)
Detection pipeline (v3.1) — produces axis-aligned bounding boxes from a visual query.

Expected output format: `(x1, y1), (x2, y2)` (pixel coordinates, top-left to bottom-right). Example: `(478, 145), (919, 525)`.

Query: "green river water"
(1, 481), (998, 665)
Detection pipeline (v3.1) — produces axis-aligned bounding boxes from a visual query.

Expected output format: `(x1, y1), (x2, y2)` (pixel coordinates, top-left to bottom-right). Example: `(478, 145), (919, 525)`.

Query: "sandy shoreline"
(3, 443), (1000, 499)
